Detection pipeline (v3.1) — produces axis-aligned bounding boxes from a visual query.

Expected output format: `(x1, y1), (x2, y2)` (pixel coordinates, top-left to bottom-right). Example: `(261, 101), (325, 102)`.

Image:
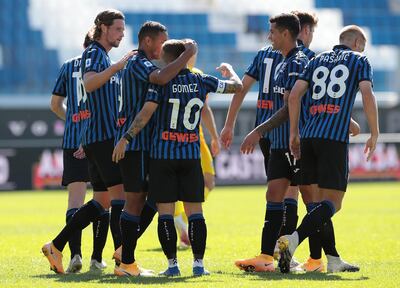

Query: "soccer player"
(174, 53), (221, 249)
(113, 39), (243, 276)
(278, 25), (378, 273)
(42, 9), (132, 274)
(234, 13), (309, 272)
(239, 11), (361, 273)
(50, 33), (110, 273)
(110, 21), (196, 277)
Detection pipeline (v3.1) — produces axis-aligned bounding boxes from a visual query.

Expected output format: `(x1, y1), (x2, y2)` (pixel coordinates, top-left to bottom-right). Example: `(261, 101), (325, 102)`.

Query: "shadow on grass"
(32, 272), (222, 285)
(213, 270), (369, 282)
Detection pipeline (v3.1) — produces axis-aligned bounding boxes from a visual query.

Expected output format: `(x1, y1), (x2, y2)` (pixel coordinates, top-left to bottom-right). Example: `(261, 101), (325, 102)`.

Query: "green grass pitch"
(0, 182), (399, 288)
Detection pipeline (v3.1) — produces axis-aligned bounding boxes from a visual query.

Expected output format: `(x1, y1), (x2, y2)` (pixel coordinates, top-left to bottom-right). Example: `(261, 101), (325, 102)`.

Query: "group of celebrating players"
(42, 7), (379, 277)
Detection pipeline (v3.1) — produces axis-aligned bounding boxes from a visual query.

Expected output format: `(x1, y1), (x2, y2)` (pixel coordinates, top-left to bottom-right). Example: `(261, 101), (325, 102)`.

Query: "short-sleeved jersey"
(116, 50), (158, 151)
(299, 45), (373, 143)
(297, 42), (316, 129)
(80, 41), (120, 145)
(245, 46), (283, 136)
(270, 47), (309, 149)
(145, 69), (224, 160)
(52, 55), (90, 149)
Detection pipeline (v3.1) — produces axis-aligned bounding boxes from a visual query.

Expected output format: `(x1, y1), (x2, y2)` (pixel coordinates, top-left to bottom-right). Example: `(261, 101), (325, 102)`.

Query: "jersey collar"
(286, 47), (299, 58)
(333, 44), (351, 51)
(93, 41), (107, 53)
(178, 68), (191, 75)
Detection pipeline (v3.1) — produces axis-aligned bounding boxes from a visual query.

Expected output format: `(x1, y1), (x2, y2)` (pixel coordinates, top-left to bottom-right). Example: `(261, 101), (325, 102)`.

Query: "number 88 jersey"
(145, 69), (224, 160)
(299, 45), (373, 143)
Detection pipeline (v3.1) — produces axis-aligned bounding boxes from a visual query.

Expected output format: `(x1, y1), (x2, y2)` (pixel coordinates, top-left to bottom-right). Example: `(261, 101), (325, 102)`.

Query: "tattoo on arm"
(255, 105), (289, 135)
(223, 81), (242, 93)
(127, 115), (146, 137)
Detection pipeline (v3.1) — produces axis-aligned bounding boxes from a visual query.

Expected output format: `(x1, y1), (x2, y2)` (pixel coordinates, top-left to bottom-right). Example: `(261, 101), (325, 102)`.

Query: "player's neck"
(281, 42), (297, 57)
(97, 39), (112, 53)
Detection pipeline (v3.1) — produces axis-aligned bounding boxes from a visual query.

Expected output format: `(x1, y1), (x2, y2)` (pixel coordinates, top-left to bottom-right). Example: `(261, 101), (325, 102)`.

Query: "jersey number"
(72, 70), (87, 106)
(311, 64), (349, 100)
(168, 98), (204, 130)
(263, 58), (273, 93)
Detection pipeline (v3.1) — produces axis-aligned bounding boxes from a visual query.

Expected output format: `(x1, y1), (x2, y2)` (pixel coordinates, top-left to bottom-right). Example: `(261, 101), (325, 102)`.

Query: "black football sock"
(91, 210), (109, 262)
(279, 198), (298, 236)
(137, 200), (157, 239)
(306, 203), (322, 259)
(158, 214), (177, 259)
(110, 199), (124, 250)
(322, 219), (340, 257)
(296, 200), (336, 245)
(53, 200), (104, 252)
(120, 211), (140, 264)
(261, 202), (284, 256)
(188, 213), (207, 260)
(66, 208), (82, 259)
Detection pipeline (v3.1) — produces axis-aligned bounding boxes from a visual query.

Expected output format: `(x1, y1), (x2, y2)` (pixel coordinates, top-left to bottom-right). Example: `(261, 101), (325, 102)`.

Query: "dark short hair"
(269, 13), (300, 39)
(83, 32), (93, 49)
(138, 21), (167, 42)
(89, 9), (125, 40)
(291, 11), (318, 29)
(162, 39), (185, 61)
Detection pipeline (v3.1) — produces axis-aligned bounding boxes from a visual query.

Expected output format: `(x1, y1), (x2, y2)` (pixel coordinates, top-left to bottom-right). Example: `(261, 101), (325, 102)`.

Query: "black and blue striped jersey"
(270, 47), (309, 149)
(80, 41), (120, 145)
(297, 39), (315, 60)
(52, 55), (89, 149)
(245, 46), (283, 137)
(299, 45), (373, 143)
(145, 69), (225, 160)
(116, 50), (158, 151)
(297, 42), (316, 130)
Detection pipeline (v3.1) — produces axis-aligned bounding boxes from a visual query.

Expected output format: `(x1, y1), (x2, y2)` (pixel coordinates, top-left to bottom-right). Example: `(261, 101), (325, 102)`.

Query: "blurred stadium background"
(0, 0), (399, 190)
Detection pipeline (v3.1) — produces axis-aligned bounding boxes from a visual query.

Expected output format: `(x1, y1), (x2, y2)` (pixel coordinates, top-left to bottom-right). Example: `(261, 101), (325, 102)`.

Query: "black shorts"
(259, 137), (271, 176)
(62, 149), (90, 186)
(118, 150), (149, 193)
(83, 139), (122, 192)
(149, 159), (204, 203)
(300, 138), (348, 192)
(267, 149), (300, 185)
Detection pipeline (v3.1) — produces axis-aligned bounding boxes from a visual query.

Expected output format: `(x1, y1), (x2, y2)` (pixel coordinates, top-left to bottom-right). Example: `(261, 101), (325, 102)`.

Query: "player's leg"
(280, 186), (299, 237)
(114, 151), (153, 276)
(235, 150), (290, 272)
(174, 201), (190, 248)
(149, 159), (180, 276)
(42, 146), (109, 274)
(278, 139), (351, 273)
(61, 148), (91, 273)
(90, 190), (110, 270)
(181, 159), (209, 276)
(64, 182), (86, 273)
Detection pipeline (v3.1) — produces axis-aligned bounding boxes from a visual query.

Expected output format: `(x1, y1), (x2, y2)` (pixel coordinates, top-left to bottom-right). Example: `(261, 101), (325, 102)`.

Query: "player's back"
(147, 69), (221, 160)
(300, 45), (373, 142)
(117, 50), (158, 151)
(52, 55), (89, 149)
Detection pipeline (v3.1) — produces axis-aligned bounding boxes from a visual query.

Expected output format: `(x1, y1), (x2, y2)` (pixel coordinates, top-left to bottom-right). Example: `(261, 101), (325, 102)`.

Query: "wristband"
(123, 132), (134, 143)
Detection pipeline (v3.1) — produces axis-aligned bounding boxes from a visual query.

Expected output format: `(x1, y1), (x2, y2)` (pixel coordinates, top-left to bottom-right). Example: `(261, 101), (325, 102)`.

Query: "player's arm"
(201, 101), (220, 157)
(349, 117), (360, 136)
(215, 63), (243, 93)
(50, 95), (66, 121)
(219, 75), (255, 149)
(359, 80), (379, 161)
(149, 40), (197, 85)
(83, 51), (135, 92)
(112, 101), (159, 163)
(239, 89), (291, 154)
(288, 80), (309, 159)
